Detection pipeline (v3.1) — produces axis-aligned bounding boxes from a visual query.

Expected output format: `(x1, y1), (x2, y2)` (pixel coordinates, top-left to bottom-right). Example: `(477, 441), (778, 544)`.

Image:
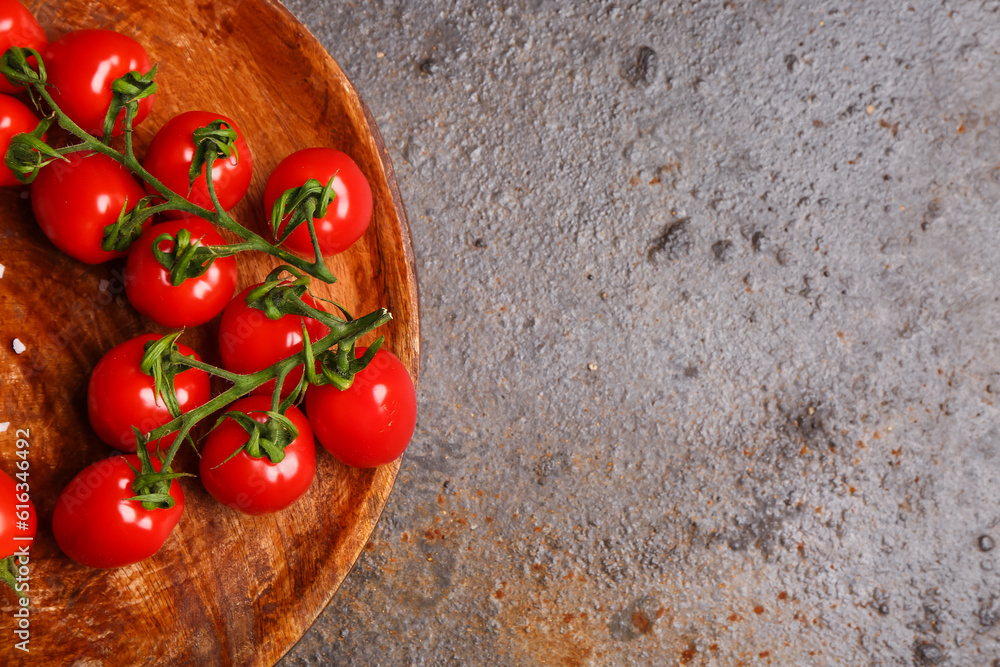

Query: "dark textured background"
(279, 1), (1000, 665)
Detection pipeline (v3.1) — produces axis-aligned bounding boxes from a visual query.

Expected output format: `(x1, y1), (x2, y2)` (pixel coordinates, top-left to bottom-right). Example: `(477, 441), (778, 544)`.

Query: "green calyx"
(125, 433), (194, 511)
(139, 333), (193, 418)
(151, 227), (225, 286)
(101, 194), (160, 252)
(0, 46), (45, 91)
(214, 410), (300, 465)
(308, 334), (384, 391)
(244, 265), (312, 320)
(102, 65), (158, 143)
(292, 288), (387, 391)
(4, 116), (66, 184)
(270, 174), (338, 244)
(188, 120), (239, 193)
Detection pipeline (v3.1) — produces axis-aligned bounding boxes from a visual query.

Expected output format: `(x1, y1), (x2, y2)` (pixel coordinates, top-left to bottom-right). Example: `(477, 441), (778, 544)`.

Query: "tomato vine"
(0, 45), (395, 522)
(0, 45), (340, 283)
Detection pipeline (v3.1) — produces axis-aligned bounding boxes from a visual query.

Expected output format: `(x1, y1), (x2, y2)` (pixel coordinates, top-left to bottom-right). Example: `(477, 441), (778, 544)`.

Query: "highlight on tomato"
(88, 334), (211, 453)
(306, 347), (416, 468)
(142, 110), (253, 216)
(264, 147), (372, 257)
(199, 396), (316, 515)
(52, 455), (185, 569)
(31, 152), (147, 263)
(43, 29), (155, 136)
(123, 217), (238, 327)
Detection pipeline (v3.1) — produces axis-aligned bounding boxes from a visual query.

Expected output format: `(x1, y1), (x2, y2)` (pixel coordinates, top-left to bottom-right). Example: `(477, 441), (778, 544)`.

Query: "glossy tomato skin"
(305, 348), (416, 468)
(218, 284), (329, 397)
(0, 468), (36, 559)
(31, 152), (147, 262)
(44, 29), (154, 136)
(199, 396), (316, 515)
(0, 0), (47, 95)
(124, 217), (238, 327)
(0, 93), (39, 187)
(52, 455), (184, 568)
(88, 334), (211, 453)
(142, 110), (253, 217)
(264, 148), (372, 257)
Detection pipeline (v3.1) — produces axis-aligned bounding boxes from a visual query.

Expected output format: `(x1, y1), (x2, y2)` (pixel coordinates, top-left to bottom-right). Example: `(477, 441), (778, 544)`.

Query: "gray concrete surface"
(279, 1), (1000, 665)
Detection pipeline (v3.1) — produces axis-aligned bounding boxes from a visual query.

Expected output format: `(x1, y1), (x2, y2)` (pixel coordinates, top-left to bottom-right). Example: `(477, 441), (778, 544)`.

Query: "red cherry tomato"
(0, 0), (47, 95)
(199, 396), (316, 515)
(305, 347), (416, 468)
(0, 93), (40, 187)
(142, 110), (253, 217)
(0, 467), (36, 559)
(264, 148), (372, 257)
(124, 217), (238, 327)
(43, 29), (154, 136)
(88, 334), (211, 453)
(52, 455), (184, 568)
(31, 152), (147, 263)
(218, 284), (329, 397)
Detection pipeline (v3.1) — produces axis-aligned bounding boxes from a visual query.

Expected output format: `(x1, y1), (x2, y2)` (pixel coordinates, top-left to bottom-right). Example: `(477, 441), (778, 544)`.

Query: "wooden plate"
(0, 0), (418, 664)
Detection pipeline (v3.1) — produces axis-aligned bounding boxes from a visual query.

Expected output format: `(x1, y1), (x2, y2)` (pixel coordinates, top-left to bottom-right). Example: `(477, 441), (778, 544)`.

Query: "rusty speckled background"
(278, 1), (1000, 665)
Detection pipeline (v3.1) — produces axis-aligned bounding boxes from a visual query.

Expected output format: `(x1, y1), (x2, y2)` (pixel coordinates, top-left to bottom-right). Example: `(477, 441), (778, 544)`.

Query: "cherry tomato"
(199, 396), (316, 515)
(142, 110), (253, 217)
(218, 284), (329, 397)
(88, 334), (211, 453)
(0, 467), (36, 559)
(52, 455), (184, 568)
(124, 217), (238, 327)
(31, 152), (147, 263)
(264, 148), (372, 257)
(43, 29), (154, 136)
(0, 0), (47, 95)
(0, 93), (40, 187)
(305, 347), (416, 468)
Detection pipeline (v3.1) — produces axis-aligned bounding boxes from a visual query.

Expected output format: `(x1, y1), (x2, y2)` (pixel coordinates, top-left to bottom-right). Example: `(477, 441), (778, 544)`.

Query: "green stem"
(271, 367), (289, 413)
(282, 294), (349, 330)
(203, 151), (225, 217)
(197, 240), (256, 259)
(126, 200), (182, 229)
(123, 104), (135, 163)
(58, 143), (96, 155)
(34, 86), (337, 284)
(146, 306), (391, 473)
(172, 355), (243, 383)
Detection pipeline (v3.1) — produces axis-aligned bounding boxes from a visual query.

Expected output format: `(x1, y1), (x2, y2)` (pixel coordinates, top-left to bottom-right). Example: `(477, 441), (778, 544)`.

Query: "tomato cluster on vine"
(0, 1), (416, 577)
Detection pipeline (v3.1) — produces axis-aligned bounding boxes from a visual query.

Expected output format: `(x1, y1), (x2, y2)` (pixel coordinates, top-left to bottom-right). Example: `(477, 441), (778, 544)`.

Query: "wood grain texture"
(0, 1), (418, 665)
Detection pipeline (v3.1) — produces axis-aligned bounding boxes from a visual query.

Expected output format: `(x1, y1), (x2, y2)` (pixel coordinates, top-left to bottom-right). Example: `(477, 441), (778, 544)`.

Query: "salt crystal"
(0, 423), (8, 433)
(0, 264), (4, 279)
(98, 279), (109, 291)
(12, 338), (25, 354)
